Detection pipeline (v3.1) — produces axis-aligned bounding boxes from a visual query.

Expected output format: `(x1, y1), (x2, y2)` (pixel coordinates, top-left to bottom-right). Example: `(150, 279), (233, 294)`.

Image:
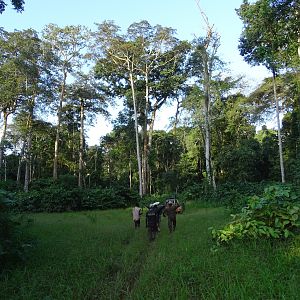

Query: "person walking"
(146, 203), (160, 241)
(132, 203), (142, 229)
(163, 200), (179, 233)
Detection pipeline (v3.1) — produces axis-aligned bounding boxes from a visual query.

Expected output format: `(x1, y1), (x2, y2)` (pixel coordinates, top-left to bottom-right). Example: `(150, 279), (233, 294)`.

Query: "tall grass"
(1, 204), (299, 299)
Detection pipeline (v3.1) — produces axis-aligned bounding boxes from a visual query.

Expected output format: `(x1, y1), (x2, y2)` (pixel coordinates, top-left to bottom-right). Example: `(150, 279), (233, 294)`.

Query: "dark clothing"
(168, 217), (176, 232)
(163, 204), (179, 232)
(156, 204), (165, 227)
(163, 204), (178, 219)
(157, 204), (165, 215)
(134, 219), (140, 228)
(146, 208), (159, 230)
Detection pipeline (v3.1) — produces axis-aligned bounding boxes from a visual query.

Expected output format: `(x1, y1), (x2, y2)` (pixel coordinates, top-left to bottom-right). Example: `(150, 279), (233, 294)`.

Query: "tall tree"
(0, 28), (23, 179)
(188, 2), (221, 190)
(92, 20), (143, 196)
(4, 29), (49, 191)
(42, 24), (91, 180)
(93, 20), (187, 195)
(237, 0), (293, 183)
(67, 73), (108, 187)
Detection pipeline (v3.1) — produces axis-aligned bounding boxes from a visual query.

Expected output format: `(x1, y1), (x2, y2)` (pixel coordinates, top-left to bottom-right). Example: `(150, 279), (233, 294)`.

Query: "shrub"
(0, 190), (32, 270)
(0, 179), (21, 192)
(15, 190), (43, 212)
(179, 182), (266, 210)
(29, 175), (77, 191)
(211, 185), (300, 244)
(40, 187), (84, 212)
(82, 187), (139, 210)
(15, 179), (140, 213)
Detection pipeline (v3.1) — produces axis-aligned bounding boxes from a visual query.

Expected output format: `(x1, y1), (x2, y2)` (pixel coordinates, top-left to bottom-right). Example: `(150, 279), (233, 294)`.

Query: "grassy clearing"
(1, 204), (300, 299)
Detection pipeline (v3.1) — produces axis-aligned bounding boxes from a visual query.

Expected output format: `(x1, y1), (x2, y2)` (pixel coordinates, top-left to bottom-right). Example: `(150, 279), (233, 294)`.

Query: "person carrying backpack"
(163, 200), (180, 233)
(146, 203), (160, 241)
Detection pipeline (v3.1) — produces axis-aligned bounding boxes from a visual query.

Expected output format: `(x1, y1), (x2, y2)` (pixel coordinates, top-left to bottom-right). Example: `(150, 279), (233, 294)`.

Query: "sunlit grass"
(1, 205), (299, 299)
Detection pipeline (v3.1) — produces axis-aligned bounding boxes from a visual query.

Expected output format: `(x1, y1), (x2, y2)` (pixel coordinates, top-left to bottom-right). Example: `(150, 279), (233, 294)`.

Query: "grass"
(1, 203), (300, 299)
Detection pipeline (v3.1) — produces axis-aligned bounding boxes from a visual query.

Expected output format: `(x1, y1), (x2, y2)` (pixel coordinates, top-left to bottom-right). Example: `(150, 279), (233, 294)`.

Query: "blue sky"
(1, 0), (269, 144)
(1, 0), (268, 80)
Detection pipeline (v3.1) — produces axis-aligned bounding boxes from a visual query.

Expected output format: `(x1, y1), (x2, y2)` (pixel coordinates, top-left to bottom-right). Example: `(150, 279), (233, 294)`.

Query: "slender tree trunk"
(203, 56), (216, 191)
(129, 152), (132, 190)
(0, 110), (8, 180)
(142, 72), (150, 195)
(53, 70), (67, 180)
(4, 158), (6, 182)
(129, 70), (143, 197)
(24, 161), (30, 192)
(94, 146), (98, 172)
(272, 69), (285, 183)
(148, 104), (157, 155)
(17, 141), (25, 184)
(142, 126), (148, 195)
(72, 115), (76, 176)
(24, 100), (34, 193)
(78, 99), (85, 188)
(173, 98), (181, 135)
(147, 105), (158, 194)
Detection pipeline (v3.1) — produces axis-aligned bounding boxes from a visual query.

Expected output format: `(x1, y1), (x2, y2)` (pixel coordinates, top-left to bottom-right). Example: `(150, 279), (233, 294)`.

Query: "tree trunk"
(0, 110), (8, 180)
(17, 141), (25, 184)
(24, 100), (34, 193)
(53, 70), (67, 180)
(129, 152), (132, 190)
(129, 69), (143, 197)
(203, 58), (216, 191)
(272, 69), (285, 183)
(173, 98), (181, 135)
(78, 99), (85, 188)
(142, 71), (150, 195)
(4, 158), (6, 182)
(142, 125), (148, 195)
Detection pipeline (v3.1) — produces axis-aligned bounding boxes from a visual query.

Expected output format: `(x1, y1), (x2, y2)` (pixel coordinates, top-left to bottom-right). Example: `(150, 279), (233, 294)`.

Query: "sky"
(1, 0), (270, 145)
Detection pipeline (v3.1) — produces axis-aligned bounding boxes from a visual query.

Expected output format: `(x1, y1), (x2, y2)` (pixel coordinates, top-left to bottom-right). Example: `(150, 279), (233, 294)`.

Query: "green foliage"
(14, 177), (139, 212)
(0, 179), (21, 192)
(211, 185), (300, 244)
(180, 182), (266, 211)
(0, 189), (31, 270)
(216, 138), (263, 182)
(237, 0), (298, 69)
(81, 186), (139, 210)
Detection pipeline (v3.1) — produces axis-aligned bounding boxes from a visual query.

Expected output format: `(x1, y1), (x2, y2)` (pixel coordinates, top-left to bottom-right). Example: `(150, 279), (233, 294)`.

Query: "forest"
(0, 1), (298, 197)
(0, 1), (300, 297)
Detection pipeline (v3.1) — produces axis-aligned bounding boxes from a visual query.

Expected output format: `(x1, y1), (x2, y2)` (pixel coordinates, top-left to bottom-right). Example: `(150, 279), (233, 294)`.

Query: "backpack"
(146, 209), (157, 227)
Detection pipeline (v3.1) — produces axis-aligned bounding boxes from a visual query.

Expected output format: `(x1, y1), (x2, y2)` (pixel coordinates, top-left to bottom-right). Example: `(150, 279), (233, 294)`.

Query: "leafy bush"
(0, 190), (32, 270)
(179, 182), (266, 210)
(40, 187), (84, 212)
(82, 187), (139, 210)
(0, 179), (21, 192)
(15, 178), (140, 213)
(15, 190), (43, 212)
(82, 188), (123, 210)
(29, 175), (78, 191)
(211, 185), (300, 244)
